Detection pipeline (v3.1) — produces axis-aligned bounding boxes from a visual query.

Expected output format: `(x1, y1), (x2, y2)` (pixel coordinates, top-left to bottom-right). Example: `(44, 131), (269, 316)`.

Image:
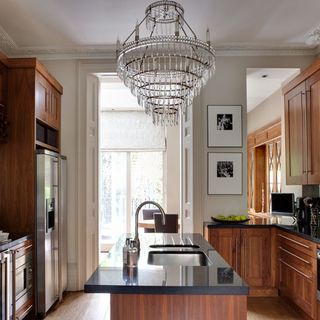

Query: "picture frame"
(207, 105), (242, 147)
(208, 152), (242, 195)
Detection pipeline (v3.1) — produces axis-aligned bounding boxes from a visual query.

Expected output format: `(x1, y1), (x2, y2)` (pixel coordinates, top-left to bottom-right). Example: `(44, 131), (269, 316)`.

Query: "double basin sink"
(147, 244), (212, 267)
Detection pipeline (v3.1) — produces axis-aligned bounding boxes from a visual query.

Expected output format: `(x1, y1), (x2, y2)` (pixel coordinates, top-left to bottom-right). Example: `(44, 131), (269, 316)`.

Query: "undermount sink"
(149, 244), (200, 249)
(147, 250), (211, 266)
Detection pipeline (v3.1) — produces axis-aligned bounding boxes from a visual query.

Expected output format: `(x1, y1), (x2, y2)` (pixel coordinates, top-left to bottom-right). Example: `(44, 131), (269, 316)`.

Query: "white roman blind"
(100, 111), (165, 150)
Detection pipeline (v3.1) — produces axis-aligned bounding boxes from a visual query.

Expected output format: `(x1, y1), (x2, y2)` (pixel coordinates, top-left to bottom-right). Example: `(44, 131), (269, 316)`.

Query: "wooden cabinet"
(284, 59), (320, 185)
(11, 239), (33, 320)
(205, 227), (277, 296)
(36, 72), (61, 130)
(0, 58), (63, 234)
(0, 61), (8, 142)
(277, 230), (317, 319)
(240, 228), (272, 290)
(247, 121), (281, 212)
(0, 61), (7, 107)
(206, 228), (241, 273)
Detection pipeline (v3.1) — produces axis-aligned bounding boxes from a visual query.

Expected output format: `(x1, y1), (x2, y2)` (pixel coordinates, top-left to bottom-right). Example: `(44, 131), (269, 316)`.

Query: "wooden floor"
(46, 293), (302, 320)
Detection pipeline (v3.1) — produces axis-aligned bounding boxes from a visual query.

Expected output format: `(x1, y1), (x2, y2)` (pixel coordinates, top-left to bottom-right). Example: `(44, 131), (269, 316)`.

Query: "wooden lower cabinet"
(205, 227), (277, 297)
(278, 230), (317, 319)
(206, 228), (241, 273)
(205, 226), (319, 318)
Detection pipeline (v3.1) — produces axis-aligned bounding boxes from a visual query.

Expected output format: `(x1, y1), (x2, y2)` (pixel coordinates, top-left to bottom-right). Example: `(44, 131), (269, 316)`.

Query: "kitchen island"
(85, 233), (248, 320)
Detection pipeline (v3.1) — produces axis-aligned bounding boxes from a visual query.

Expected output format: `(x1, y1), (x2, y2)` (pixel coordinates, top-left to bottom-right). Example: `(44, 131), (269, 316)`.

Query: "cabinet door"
(49, 87), (60, 129)
(279, 259), (316, 318)
(240, 228), (271, 288)
(306, 69), (320, 184)
(207, 228), (241, 273)
(0, 62), (7, 107)
(36, 73), (50, 123)
(284, 81), (308, 185)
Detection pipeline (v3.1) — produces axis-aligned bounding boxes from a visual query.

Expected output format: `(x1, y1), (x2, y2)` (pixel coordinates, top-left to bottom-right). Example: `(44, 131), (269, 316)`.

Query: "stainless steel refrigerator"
(36, 150), (67, 317)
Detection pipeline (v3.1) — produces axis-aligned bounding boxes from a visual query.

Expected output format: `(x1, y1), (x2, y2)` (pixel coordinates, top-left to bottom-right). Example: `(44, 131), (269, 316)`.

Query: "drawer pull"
(278, 234), (311, 249)
(279, 246), (311, 265)
(279, 259), (311, 279)
(15, 244), (33, 253)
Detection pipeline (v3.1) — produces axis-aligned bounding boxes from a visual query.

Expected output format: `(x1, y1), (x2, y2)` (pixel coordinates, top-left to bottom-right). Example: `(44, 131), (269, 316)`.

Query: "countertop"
(204, 216), (320, 244)
(84, 233), (249, 295)
(0, 233), (32, 252)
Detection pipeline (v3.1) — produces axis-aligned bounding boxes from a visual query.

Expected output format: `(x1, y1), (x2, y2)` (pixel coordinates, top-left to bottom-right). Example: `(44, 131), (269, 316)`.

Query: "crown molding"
(0, 41), (318, 60)
(0, 25), (17, 54)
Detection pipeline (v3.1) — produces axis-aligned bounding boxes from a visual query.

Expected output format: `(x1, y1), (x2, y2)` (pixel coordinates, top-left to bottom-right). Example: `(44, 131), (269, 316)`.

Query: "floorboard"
(45, 293), (303, 320)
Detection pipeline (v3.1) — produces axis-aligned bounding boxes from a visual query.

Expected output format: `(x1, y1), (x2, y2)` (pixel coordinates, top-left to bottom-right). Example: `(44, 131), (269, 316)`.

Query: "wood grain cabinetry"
(0, 58), (62, 234)
(284, 59), (320, 185)
(205, 228), (241, 273)
(277, 230), (317, 319)
(0, 61), (8, 142)
(36, 72), (60, 130)
(240, 229), (273, 292)
(11, 239), (33, 320)
(247, 121), (281, 212)
(205, 227), (277, 296)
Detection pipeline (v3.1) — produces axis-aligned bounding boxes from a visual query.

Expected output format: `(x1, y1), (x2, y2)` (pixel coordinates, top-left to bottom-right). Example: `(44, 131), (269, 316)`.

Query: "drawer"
(279, 246), (315, 278)
(277, 230), (316, 258)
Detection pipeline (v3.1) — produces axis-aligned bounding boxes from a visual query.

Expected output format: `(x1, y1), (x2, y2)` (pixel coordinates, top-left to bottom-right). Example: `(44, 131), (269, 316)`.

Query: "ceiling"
(0, 0), (320, 58)
(246, 68), (300, 112)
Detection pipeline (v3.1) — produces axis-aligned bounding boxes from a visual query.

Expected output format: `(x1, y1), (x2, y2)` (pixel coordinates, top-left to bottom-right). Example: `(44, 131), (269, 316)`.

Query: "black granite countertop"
(84, 233), (249, 295)
(204, 217), (320, 244)
(0, 233), (32, 252)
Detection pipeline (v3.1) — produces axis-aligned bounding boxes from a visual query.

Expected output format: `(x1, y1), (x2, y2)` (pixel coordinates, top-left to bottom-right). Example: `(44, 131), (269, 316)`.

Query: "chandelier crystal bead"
(117, 0), (215, 125)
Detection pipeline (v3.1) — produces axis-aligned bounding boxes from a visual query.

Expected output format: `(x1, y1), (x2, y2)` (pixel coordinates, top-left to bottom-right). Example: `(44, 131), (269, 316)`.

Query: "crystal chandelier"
(116, 0), (215, 125)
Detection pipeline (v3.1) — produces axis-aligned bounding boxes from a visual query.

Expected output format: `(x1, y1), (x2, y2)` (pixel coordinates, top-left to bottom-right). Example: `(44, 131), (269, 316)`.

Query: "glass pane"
(131, 152), (163, 227)
(99, 152), (127, 246)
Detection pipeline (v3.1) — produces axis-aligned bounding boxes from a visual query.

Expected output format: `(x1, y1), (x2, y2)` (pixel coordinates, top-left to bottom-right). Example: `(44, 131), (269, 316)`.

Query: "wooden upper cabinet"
(284, 59), (320, 185)
(0, 62), (7, 107)
(284, 81), (307, 185)
(36, 72), (49, 123)
(35, 72), (60, 130)
(306, 69), (320, 184)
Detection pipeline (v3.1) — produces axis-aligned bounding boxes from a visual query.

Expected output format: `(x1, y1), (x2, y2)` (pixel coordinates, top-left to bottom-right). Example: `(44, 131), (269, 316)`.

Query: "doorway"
(98, 76), (180, 255)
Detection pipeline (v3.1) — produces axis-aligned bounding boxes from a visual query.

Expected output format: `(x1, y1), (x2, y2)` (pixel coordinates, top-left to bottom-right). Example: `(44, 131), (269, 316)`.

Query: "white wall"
(193, 55), (315, 233)
(247, 89), (282, 134)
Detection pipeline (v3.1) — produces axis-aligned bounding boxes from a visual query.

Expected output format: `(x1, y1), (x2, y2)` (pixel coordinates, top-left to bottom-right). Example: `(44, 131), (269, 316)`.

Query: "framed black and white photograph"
(207, 105), (242, 147)
(208, 152), (242, 195)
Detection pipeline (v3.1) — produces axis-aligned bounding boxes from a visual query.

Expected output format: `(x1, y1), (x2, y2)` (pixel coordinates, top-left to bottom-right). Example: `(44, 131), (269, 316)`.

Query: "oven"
(317, 249), (320, 300)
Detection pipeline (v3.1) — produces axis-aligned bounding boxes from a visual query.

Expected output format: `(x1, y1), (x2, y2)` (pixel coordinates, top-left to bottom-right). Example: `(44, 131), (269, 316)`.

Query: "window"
(99, 151), (163, 246)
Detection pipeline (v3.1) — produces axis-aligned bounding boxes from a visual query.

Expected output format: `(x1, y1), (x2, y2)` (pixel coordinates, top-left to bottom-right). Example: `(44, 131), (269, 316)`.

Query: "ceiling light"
(116, 0), (215, 125)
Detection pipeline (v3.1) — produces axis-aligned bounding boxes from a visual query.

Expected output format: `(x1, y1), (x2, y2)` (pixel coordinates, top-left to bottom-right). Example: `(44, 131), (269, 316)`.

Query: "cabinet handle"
(278, 234), (311, 249)
(306, 89), (312, 174)
(279, 246), (311, 264)
(15, 244), (33, 253)
(279, 259), (311, 279)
